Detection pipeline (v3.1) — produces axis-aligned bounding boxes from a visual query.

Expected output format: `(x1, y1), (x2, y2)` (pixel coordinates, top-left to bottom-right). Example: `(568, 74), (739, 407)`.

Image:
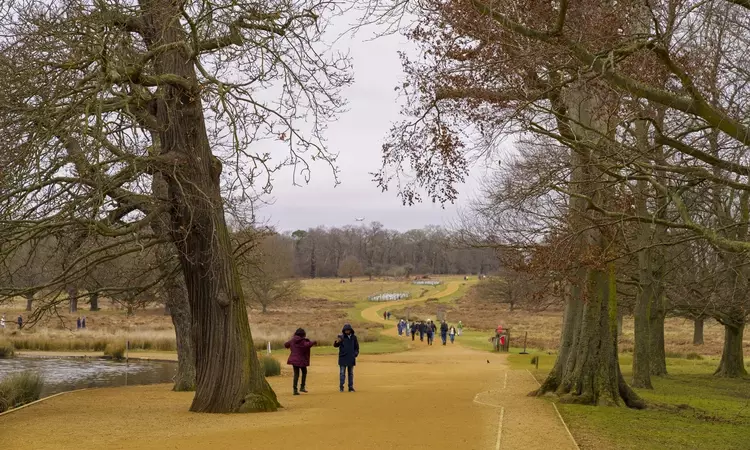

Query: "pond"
(0, 357), (177, 397)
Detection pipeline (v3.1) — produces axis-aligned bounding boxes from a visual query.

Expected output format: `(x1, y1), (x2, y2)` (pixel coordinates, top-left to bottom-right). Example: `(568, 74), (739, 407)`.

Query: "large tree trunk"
(152, 172), (196, 392)
(648, 297), (668, 376)
(536, 85), (643, 408)
(714, 322), (747, 378)
(24, 293), (33, 311)
(142, 2), (278, 413)
(693, 318), (704, 346)
(68, 287), (78, 313)
(89, 292), (99, 311)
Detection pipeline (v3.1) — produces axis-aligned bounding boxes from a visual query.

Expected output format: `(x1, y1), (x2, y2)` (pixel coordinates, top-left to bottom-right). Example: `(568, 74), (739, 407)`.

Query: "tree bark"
(714, 322), (747, 377)
(68, 287), (78, 313)
(152, 172), (196, 392)
(24, 293), (33, 311)
(648, 296), (668, 376)
(693, 318), (704, 346)
(141, 1), (279, 413)
(89, 292), (99, 311)
(632, 275), (653, 389)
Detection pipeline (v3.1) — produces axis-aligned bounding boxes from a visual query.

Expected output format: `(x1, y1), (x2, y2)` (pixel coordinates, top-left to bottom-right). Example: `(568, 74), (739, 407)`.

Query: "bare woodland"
(376, 0), (750, 407)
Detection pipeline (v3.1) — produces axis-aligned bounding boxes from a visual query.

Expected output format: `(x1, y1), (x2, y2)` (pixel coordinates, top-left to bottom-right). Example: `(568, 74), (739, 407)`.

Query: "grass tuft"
(260, 355), (281, 377)
(0, 339), (15, 359)
(104, 343), (126, 360)
(0, 371), (44, 413)
(686, 352), (704, 360)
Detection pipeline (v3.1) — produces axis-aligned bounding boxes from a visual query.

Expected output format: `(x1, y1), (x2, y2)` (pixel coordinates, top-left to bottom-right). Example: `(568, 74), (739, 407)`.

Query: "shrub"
(260, 355), (281, 377)
(0, 340), (15, 359)
(104, 343), (126, 361)
(666, 351), (685, 359)
(686, 352), (704, 360)
(0, 371), (44, 413)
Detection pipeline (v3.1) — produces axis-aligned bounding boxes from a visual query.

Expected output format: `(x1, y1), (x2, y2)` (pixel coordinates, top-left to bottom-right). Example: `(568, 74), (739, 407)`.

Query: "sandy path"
(1, 281), (576, 450)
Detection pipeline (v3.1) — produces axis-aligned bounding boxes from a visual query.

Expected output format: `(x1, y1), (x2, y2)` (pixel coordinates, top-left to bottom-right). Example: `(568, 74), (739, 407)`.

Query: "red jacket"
(285, 335), (317, 367)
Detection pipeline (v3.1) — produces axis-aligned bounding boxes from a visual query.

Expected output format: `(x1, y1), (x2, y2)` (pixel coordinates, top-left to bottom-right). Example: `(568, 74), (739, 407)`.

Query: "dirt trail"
(1, 281), (576, 450)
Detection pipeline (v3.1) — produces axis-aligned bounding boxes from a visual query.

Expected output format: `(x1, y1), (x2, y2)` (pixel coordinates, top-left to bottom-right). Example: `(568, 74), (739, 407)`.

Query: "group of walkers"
(284, 323), (359, 395)
(396, 318), (463, 346)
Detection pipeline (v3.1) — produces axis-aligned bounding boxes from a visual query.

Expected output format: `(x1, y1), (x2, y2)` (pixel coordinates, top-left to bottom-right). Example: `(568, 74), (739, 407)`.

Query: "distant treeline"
(280, 223), (499, 278)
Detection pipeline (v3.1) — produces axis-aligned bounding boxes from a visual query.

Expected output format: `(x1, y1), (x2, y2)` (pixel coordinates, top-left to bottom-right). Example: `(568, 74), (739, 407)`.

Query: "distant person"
(333, 323), (359, 392)
(457, 321), (464, 336)
(76, 317), (82, 329)
(17, 314), (23, 329)
(387, 311), (391, 320)
(418, 321), (425, 341)
(284, 328), (317, 395)
(1, 313), (5, 329)
(449, 326), (456, 344)
(430, 320), (437, 335)
(383, 311), (387, 320)
(82, 316), (87, 329)
(410, 321), (417, 341)
(426, 321), (435, 346)
(397, 319), (403, 336)
(440, 320), (449, 345)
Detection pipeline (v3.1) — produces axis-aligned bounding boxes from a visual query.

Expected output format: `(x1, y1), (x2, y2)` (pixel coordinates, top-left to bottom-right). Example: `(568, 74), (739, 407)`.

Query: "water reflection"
(0, 357), (177, 396)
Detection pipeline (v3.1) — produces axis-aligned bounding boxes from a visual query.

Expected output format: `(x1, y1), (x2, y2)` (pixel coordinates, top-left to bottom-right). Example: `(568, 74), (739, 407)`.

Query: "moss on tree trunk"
(714, 322), (747, 378)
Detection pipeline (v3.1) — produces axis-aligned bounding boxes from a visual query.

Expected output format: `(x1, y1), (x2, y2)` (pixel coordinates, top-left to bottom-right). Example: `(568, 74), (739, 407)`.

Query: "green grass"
(312, 334), (411, 356)
(508, 350), (750, 450)
(0, 371), (44, 413)
(300, 277), (439, 304)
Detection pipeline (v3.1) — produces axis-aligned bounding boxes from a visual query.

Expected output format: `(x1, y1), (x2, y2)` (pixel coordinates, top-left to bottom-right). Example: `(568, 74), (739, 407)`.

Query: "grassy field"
(509, 350), (750, 449)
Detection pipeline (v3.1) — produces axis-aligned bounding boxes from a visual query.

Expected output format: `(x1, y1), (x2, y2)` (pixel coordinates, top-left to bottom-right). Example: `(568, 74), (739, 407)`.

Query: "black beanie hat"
(295, 328), (306, 337)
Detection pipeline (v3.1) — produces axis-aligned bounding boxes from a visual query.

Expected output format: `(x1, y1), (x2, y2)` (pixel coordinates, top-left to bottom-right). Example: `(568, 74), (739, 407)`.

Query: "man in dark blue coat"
(333, 323), (359, 392)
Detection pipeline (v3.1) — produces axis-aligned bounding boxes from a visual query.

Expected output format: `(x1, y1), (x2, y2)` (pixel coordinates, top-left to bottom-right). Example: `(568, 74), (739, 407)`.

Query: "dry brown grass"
(392, 287), (748, 357)
(1, 293), (378, 352)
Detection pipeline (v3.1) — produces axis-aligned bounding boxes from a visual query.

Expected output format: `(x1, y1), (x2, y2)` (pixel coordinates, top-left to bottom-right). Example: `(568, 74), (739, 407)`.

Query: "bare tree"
(239, 233), (299, 313)
(338, 255), (363, 282)
(0, 0), (349, 413)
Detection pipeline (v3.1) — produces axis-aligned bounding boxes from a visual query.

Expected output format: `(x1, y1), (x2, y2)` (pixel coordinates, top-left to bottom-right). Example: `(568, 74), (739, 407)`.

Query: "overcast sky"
(255, 16), (488, 233)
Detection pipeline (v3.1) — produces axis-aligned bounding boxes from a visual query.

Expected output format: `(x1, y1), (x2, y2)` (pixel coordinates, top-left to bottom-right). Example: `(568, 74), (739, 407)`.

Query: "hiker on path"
(418, 321), (425, 341)
(17, 315), (23, 329)
(457, 321), (463, 336)
(449, 326), (456, 344)
(383, 311), (387, 320)
(397, 320), (403, 336)
(440, 320), (449, 345)
(410, 321), (417, 341)
(387, 311), (391, 320)
(77, 317), (82, 329)
(82, 316), (87, 329)
(426, 320), (435, 345)
(285, 328), (317, 395)
(333, 323), (359, 392)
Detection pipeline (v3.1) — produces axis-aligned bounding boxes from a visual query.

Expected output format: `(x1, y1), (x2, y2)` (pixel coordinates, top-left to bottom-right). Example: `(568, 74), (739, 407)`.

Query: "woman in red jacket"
(285, 328), (317, 395)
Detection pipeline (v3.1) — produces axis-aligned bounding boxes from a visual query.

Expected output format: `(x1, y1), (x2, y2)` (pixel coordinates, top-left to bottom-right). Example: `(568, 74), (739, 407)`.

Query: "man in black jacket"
(333, 323), (359, 392)
(440, 320), (449, 345)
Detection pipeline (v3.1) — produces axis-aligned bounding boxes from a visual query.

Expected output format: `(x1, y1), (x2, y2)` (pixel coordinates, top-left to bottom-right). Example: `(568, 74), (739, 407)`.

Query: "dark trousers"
(411, 331), (416, 341)
(339, 365), (354, 390)
(441, 332), (447, 345)
(293, 366), (307, 391)
(419, 331), (424, 341)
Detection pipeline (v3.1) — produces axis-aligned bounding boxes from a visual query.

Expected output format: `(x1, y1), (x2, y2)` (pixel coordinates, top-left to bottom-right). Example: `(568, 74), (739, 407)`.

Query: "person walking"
(410, 321), (417, 341)
(284, 328), (317, 395)
(440, 320), (449, 345)
(397, 319), (403, 336)
(383, 311), (387, 320)
(82, 316), (87, 329)
(333, 323), (359, 392)
(387, 311), (391, 320)
(418, 321), (425, 342)
(426, 320), (435, 345)
(457, 321), (464, 336)
(77, 317), (82, 330)
(449, 325), (456, 344)
(17, 314), (23, 330)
